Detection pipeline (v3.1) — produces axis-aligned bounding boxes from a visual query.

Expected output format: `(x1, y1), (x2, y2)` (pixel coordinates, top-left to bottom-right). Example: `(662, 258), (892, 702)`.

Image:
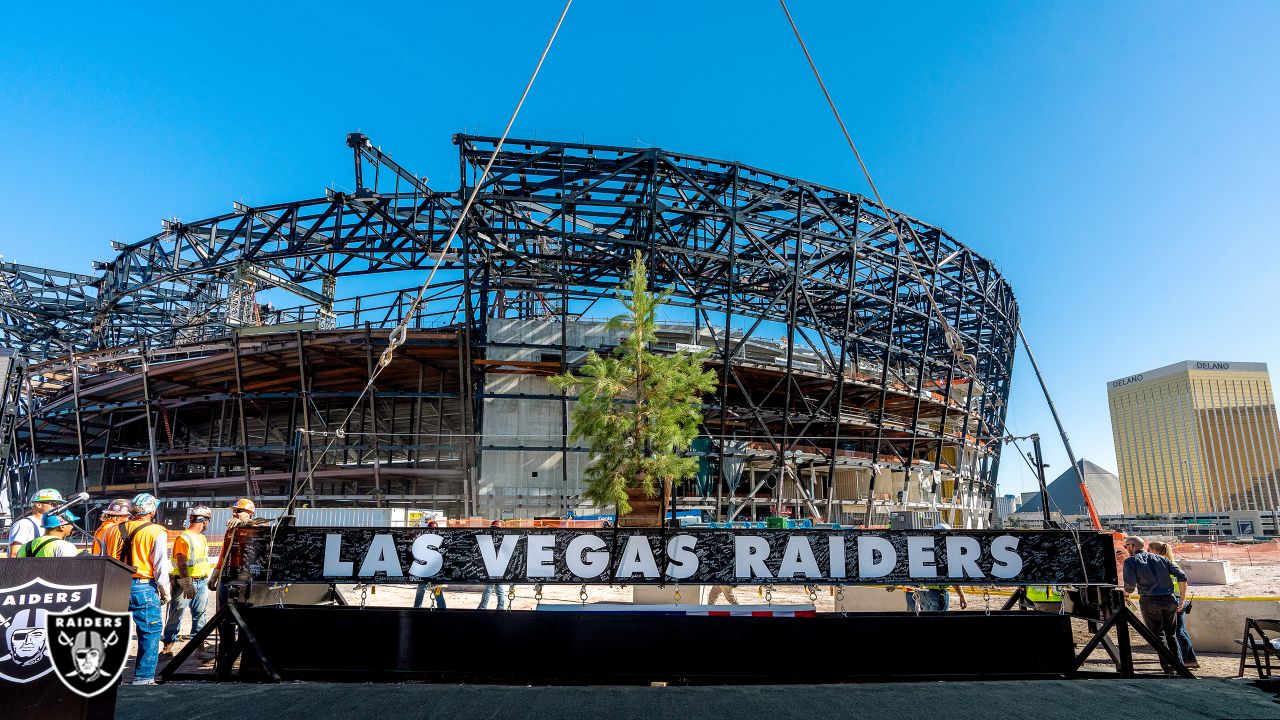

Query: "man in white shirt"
(7, 488), (64, 556)
(14, 511), (81, 557)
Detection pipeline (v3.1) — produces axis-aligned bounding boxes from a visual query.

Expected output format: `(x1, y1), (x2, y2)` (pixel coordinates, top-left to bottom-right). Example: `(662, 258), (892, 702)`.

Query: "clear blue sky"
(2, 1), (1277, 499)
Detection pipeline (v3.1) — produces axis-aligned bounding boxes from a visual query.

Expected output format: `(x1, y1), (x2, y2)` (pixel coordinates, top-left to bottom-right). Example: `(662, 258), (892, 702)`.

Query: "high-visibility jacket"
(91, 520), (124, 556)
(117, 520), (169, 579)
(16, 536), (78, 557)
(1026, 585), (1062, 602)
(170, 530), (211, 578)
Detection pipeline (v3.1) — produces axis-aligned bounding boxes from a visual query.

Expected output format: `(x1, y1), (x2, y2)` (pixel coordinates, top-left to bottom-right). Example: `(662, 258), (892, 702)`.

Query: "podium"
(0, 556), (133, 720)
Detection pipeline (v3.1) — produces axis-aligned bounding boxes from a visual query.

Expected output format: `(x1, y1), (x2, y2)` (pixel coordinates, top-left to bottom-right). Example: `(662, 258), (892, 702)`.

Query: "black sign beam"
(224, 527), (1117, 586)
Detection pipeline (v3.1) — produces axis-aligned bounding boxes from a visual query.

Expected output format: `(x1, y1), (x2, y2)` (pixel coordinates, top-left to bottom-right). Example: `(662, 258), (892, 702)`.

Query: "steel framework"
(0, 132), (1018, 524)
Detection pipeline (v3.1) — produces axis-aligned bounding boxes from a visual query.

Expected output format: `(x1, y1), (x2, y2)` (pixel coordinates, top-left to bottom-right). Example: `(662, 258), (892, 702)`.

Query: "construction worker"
(7, 488), (63, 556)
(162, 506), (212, 655)
(117, 492), (171, 686)
(208, 497), (259, 599)
(14, 510), (81, 557)
(230, 497), (256, 523)
(91, 498), (132, 555)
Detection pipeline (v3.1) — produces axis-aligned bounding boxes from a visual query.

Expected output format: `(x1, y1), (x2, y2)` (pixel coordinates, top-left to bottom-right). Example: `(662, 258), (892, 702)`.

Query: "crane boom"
(1017, 327), (1103, 530)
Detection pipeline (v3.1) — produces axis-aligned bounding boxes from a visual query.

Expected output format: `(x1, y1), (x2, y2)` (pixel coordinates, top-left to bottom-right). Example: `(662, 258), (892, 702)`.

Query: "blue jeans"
(162, 577), (209, 643)
(414, 584), (446, 609)
(130, 579), (164, 681)
(478, 584), (507, 610)
(1175, 610), (1198, 663)
(908, 588), (949, 612)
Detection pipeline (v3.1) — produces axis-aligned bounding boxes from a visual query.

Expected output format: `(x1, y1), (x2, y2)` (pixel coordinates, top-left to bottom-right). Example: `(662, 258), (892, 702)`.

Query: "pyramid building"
(1017, 459), (1124, 518)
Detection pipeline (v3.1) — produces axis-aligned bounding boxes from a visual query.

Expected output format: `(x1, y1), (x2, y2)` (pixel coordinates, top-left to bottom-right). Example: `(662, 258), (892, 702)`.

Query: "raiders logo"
(0, 578), (97, 683)
(46, 606), (132, 698)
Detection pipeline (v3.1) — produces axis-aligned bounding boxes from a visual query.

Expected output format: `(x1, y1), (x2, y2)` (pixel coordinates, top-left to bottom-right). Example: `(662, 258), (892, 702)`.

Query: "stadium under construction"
(0, 133), (1020, 527)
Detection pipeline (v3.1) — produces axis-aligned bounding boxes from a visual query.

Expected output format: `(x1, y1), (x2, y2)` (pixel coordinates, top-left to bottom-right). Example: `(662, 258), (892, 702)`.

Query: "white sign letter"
(323, 533), (353, 577)
(734, 535), (773, 579)
(477, 534), (521, 578)
(856, 536), (896, 578)
(566, 534), (608, 578)
(990, 535), (1023, 579)
(414, 532), (450, 576)
(778, 536), (821, 579)
(828, 535), (846, 578)
(617, 535), (660, 578)
(409, 533), (443, 578)
(907, 535), (939, 579)
(358, 534), (404, 577)
(526, 534), (557, 578)
(666, 535), (698, 579)
(945, 535), (983, 578)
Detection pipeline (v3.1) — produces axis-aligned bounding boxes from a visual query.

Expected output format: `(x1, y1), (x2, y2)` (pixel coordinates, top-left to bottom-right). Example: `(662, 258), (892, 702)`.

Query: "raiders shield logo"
(46, 606), (132, 697)
(0, 578), (97, 683)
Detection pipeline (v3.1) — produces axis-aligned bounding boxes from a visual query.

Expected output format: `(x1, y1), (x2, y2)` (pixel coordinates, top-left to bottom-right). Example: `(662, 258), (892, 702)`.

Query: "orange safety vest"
(96, 522), (125, 559)
(92, 520), (124, 556)
(118, 520), (168, 579)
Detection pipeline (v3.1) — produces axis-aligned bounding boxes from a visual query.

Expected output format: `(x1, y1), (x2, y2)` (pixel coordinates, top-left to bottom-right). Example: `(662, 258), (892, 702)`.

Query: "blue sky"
(2, 1), (1277, 499)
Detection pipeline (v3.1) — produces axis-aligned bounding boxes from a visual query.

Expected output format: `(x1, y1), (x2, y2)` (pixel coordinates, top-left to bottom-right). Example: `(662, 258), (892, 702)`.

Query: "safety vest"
(118, 520), (167, 579)
(92, 521), (123, 556)
(16, 537), (75, 558)
(1026, 585), (1062, 602)
(170, 530), (211, 578)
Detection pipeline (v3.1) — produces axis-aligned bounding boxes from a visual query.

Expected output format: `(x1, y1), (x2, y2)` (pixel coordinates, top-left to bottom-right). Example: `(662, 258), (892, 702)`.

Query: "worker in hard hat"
(91, 498), (132, 556)
(7, 488), (64, 556)
(14, 510), (81, 557)
(230, 497), (256, 521)
(161, 506), (213, 656)
(208, 497), (260, 598)
(116, 492), (172, 686)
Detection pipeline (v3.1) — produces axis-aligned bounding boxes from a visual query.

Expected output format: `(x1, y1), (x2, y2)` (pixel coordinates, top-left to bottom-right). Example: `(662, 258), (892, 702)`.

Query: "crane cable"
(780, 2), (1095, 584)
(778, 0), (974, 374)
(264, 0), (574, 579)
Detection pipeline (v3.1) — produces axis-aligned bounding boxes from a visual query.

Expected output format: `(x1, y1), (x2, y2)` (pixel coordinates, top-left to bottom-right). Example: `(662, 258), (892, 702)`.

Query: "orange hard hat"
(230, 498), (256, 514)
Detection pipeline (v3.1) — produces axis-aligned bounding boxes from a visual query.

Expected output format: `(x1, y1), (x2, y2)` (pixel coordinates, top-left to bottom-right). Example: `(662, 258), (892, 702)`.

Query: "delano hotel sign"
(224, 526), (1117, 587)
(1108, 360), (1264, 390)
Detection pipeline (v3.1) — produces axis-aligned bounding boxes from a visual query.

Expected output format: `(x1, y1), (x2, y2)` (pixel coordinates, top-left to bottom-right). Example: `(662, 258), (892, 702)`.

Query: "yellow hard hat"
(230, 498), (256, 515)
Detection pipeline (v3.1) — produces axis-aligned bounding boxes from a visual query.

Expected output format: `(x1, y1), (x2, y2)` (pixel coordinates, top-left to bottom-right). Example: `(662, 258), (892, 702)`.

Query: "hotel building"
(1107, 361), (1280, 514)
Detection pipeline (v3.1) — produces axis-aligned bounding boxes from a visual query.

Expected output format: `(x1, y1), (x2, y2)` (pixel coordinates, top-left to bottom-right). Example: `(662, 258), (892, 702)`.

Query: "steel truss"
(0, 133), (1018, 523)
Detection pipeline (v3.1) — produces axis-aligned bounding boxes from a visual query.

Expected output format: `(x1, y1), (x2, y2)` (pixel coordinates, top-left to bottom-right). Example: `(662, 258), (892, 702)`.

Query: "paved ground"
(118, 679), (1280, 720)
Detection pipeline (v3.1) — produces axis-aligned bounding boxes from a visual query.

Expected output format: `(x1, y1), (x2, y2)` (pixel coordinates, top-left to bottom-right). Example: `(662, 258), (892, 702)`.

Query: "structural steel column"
(231, 333), (255, 500)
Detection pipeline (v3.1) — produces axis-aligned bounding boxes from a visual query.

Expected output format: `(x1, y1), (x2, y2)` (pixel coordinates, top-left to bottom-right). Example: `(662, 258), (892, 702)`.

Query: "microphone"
(45, 492), (90, 517)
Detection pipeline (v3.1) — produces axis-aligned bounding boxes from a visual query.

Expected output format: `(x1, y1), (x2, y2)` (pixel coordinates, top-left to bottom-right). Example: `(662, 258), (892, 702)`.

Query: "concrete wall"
(1180, 559), (1234, 585)
(1185, 597), (1280, 653)
(479, 371), (589, 520)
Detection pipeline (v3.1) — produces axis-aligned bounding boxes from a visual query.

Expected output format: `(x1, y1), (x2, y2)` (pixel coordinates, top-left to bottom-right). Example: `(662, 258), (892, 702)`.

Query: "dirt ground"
(1177, 562), (1280, 597)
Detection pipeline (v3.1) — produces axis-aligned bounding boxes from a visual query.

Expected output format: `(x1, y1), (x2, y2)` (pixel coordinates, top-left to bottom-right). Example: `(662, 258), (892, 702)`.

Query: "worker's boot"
(160, 641), (176, 656)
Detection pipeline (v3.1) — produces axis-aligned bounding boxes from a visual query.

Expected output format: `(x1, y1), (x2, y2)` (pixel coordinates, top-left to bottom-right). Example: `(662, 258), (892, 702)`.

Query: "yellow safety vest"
(1026, 585), (1062, 602)
(170, 530), (211, 578)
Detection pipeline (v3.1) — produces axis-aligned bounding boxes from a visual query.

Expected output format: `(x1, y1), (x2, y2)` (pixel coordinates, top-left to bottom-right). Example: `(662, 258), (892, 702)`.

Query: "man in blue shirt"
(1122, 536), (1189, 672)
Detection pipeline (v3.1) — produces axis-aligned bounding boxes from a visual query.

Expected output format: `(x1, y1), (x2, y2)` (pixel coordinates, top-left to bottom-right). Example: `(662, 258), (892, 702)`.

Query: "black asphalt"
(117, 679), (1280, 720)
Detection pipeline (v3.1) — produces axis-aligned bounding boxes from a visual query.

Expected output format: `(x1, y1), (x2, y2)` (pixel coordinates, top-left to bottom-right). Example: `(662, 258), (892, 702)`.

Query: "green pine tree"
(550, 253), (718, 516)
